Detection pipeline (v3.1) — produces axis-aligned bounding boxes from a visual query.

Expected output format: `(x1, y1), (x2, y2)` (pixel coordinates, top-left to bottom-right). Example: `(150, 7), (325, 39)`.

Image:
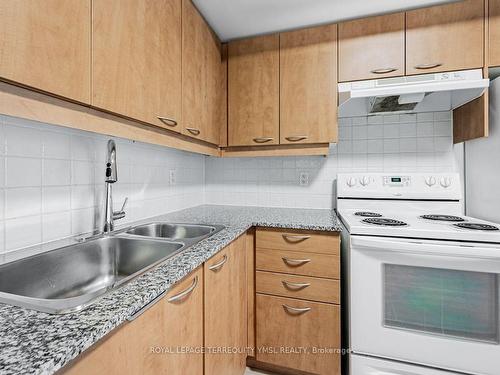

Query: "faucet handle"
(120, 197), (128, 212)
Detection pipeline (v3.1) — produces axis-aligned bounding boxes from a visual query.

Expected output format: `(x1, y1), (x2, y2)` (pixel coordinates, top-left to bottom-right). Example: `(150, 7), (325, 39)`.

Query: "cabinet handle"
(282, 280), (311, 291)
(209, 254), (228, 271)
(414, 63), (442, 70)
(186, 127), (201, 136)
(167, 276), (198, 303)
(370, 67), (397, 74)
(282, 257), (311, 267)
(157, 116), (178, 127)
(282, 304), (312, 315)
(282, 234), (311, 243)
(253, 137), (273, 143)
(285, 135), (308, 142)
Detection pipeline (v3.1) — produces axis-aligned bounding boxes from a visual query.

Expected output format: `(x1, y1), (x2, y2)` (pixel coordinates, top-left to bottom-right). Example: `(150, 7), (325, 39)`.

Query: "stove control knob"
(346, 177), (357, 187)
(360, 176), (370, 186)
(425, 176), (436, 187)
(440, 177), (452, 188)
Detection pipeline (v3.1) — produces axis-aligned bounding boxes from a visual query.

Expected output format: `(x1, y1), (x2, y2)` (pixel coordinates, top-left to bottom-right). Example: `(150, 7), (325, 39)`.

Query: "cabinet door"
(339, 13), (405, 81)
(490, 0), (500, 67)
(182, 0), (223, 145)
(204, 236), (247, 375)
(280, 25), (337, 144)
(92, 0), (181, 131)
(65, 268), (204, 375)
(0, 0), (90, 103)
(228, 35), (280, 147)
(256, 294), (341, 375)
(406, 0), (484, 75)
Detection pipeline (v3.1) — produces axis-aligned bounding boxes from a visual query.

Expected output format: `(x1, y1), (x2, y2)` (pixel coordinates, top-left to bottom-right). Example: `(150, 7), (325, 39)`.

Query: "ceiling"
(192, 0), (462, 41)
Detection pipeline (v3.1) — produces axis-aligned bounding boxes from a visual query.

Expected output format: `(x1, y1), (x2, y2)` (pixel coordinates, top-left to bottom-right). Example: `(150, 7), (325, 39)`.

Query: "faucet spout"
(103, 140), (126, 234)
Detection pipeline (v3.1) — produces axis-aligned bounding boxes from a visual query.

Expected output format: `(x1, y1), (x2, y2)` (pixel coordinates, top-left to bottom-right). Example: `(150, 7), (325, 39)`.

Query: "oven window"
(384, 264), (499, 343)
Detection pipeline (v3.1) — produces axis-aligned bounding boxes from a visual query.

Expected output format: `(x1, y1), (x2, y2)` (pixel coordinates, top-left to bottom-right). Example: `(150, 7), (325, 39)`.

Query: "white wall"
(205, 112), (460, 209)
(465, 76), (500, 223)
(0, 115), (205, 260)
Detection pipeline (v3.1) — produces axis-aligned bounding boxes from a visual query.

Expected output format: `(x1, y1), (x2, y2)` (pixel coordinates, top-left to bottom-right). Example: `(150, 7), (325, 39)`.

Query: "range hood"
(338, 69), (489, 118)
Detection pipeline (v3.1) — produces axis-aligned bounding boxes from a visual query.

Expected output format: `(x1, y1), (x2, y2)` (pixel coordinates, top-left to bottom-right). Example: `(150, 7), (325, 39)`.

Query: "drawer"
(256, 271), (340, 304)
(256, 294), (340, 375)
(256, 228), (340, 255)
(256, 249), (340, 279)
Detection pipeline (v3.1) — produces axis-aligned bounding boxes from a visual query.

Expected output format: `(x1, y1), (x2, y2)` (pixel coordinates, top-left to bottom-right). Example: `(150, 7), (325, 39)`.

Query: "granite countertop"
(0, 205), (341, 375)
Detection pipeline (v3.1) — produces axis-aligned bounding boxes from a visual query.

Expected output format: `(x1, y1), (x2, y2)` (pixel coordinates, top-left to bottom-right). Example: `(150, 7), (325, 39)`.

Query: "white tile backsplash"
(0, 115), (205, 255)
(0, 111), (460, 258)
(205, 112), (460, 209)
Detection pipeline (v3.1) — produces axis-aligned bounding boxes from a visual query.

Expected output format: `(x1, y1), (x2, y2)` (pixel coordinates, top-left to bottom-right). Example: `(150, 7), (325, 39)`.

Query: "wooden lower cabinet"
(256, 294), (341, 375)
(256, 271), (340, 304)
(256, 249), (340, 279)
(204, 234), (247, 375)
(63, 267), (204, 375)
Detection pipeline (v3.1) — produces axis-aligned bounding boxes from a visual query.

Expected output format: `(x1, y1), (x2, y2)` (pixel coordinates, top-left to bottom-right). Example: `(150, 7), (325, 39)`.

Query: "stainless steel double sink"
(0, 223), (224, 314)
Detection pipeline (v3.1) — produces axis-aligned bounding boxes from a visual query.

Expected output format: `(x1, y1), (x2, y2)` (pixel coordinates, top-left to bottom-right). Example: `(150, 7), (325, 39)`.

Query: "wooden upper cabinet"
(490, 0), (500, 67)
(64, 268), (204, 375)
(182, 0), (223, 145)
(406, 0), (484, 75)
(204, 236), (247, 375)
(339, 13), (405, 81)
(92, 0), (182, 132)
(0, 0), (90, 103)
(228, 35), (280, 147)
(280, 25), (338, 144)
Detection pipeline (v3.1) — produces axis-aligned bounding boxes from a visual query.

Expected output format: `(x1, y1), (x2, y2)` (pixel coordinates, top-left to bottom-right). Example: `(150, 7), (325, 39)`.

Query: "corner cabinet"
(0, 0), (91, 103)
(204, 235), (247, 375)
(182, 0), (225, 145)
(338, 13), (405, 82)
(406, 0), (484, 75)
(280, 25), (338, 144)
(63, 267), (204, 375)
(92, 0), (182, 132)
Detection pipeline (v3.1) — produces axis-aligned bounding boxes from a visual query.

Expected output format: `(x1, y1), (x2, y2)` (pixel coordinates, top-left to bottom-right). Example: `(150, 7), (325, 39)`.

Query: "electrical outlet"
(169, 170), (176, 185)
(299, 171), (309, 186)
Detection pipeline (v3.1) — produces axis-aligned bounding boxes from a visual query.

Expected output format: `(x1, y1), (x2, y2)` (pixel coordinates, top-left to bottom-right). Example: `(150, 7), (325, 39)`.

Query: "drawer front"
(256, 228), (340, 255)
(256, 249), (340, 279)
(256, 271), (340, 304)
(256, 294), (340, 375)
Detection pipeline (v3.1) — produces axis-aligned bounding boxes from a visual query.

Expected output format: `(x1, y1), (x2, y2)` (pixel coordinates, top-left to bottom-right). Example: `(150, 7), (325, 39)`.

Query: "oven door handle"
(351, 236), (500, 259)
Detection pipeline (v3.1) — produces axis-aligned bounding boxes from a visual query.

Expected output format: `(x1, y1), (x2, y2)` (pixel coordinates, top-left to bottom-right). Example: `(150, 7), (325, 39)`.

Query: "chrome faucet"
(103, 140), (127, 234)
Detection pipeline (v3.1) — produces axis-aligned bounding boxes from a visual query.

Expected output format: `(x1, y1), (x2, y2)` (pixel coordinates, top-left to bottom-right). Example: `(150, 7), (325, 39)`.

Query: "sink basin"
(0, 236), (184, 314)
(126, 223), (224, 240)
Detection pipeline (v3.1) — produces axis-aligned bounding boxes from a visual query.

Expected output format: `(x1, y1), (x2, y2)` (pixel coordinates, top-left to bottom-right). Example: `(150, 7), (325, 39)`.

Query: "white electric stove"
(337, 173), (500, 375)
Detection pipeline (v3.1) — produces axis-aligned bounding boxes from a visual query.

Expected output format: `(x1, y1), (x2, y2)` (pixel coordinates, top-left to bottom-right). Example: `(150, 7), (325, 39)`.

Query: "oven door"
(350, 236), (500, 375)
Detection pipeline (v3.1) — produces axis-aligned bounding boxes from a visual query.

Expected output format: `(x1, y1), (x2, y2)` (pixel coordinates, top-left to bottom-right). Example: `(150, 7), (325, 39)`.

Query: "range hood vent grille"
(369, 96), (419, 114)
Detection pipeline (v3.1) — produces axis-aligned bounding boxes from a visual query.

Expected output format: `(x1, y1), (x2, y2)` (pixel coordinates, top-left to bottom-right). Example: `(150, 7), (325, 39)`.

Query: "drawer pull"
(282, 257), (311, 267)
(209, 254), (228, 272)
(157, 116), (178, 127)
(285, 135), (308, 142)
(186, 127), (201, 136)
(282, 280), (311, 291)
(167, 276), (198, 303)
(282, 234), (311, 243)
(414, 63), (442, 70)
(253, 137), (274, 143)
(282, 304), (311, 315)
(370, 67), (397, 74)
